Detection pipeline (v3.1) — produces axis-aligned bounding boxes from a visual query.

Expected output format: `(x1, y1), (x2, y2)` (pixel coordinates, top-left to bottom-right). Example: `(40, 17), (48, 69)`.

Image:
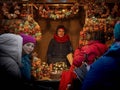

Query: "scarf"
(54, 34), (70, 43)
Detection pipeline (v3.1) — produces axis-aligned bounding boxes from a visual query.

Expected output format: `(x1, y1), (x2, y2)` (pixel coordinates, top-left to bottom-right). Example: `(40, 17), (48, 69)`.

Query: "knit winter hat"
(20, 33), (36, 45)
(114, 21), (120, 41)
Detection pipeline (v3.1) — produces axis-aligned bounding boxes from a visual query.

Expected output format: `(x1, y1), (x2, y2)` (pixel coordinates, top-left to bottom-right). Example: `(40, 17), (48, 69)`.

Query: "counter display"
(31, 56), (68, 81)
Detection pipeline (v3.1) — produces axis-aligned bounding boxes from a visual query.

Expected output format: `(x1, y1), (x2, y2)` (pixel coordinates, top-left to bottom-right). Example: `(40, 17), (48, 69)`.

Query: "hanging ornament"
(2, 2), (20, 19)
(38, 2), (79, 20)
(18, 15), (42, 41)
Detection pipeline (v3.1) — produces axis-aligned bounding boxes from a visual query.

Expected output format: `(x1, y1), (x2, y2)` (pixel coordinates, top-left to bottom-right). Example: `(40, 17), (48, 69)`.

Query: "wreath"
(2, 2), (20, 19)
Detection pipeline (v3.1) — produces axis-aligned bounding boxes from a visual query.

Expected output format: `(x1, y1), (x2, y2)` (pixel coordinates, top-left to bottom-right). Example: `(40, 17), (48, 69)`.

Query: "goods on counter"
(32, 58), (68, 80)
(49, 62), (68, 80)
(32, 61), (51, 80)
(50, 71), (61, 80)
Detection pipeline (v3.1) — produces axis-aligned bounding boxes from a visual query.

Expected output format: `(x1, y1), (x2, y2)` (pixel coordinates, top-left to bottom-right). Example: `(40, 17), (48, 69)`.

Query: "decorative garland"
(2, 15), (42, 41)
(38, 2), (79, 20)
(18, 15), (42, 41)
(2, 2), (20, 19)
(84, 2), (120, 19)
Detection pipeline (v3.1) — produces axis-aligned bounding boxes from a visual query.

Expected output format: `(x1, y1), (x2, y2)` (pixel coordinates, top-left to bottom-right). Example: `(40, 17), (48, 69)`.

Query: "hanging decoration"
(18, 15), (42, 41)
(38, 2), (79, 20)
(1, 15), (42, 41)
(84, 1), (120, 19)
(2, 2), (21, 19)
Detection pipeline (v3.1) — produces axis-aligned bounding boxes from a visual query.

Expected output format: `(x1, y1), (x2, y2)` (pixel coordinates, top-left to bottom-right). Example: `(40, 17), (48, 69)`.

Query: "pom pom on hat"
(114, 21), (120, 41)
(20, 33), (36, 45)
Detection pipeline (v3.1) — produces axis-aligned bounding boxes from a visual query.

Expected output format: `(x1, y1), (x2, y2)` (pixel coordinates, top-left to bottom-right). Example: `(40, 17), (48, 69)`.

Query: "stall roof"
(0, 0), (119, 3)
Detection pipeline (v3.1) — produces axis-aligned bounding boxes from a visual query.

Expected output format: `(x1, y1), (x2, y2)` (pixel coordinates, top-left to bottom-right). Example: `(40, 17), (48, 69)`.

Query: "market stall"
(0, 0), (120, 90)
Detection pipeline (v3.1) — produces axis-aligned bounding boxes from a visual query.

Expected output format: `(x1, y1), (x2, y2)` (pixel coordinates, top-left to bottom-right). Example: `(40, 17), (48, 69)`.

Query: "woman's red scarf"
(54, 34), (70, 43)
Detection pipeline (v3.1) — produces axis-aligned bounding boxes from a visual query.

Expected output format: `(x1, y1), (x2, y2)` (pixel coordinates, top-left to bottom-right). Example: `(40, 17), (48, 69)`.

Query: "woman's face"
(23, 42), (35, 54)
(57, 28), (65, 37)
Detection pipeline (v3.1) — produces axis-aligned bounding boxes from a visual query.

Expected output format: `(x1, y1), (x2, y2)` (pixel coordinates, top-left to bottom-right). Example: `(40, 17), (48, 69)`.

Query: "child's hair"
(91, 30), (105, 44)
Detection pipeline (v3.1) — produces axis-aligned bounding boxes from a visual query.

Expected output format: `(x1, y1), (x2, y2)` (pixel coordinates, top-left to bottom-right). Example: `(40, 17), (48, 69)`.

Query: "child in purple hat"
(20, 33), (36, 80)
(20, 33), (36, 45)
(20, 33), (54, 90)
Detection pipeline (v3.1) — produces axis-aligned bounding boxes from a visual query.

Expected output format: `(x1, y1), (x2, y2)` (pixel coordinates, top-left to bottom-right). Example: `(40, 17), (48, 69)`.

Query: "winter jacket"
(73, 40), (108, 67)
(21, 54), (31, 80)
(47, 38), (73, 66)
(59, 40), (108, 90)
(81, 42), (120, 90)
(0, 33), (22, 89)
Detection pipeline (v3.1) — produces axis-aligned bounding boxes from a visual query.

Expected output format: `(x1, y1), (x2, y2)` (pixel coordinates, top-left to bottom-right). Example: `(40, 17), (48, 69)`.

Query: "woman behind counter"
(47, 25), (73, 68)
